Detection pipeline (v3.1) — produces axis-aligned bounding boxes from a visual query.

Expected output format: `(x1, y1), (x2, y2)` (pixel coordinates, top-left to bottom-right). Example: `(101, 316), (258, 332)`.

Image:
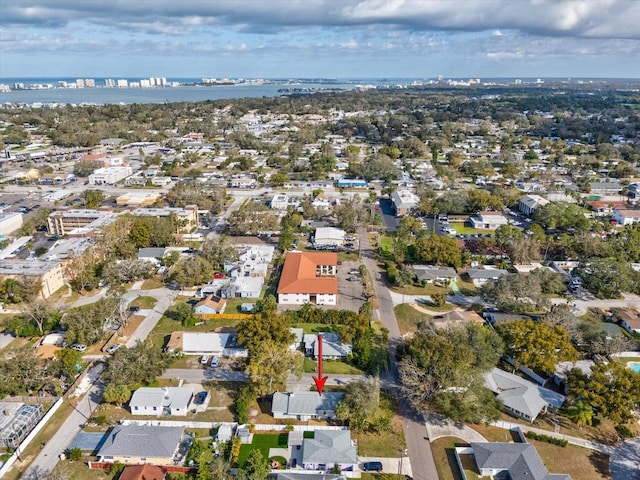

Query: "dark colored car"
(362, 461), (383, 472)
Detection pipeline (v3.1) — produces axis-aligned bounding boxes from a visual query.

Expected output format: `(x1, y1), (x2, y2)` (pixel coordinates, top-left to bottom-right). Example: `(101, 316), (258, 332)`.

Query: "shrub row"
(525, 431), (568, 447)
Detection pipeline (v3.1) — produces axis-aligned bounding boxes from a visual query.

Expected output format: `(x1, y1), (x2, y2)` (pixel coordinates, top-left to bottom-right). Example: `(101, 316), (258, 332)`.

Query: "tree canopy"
(397, 323), (504, 422)
(495, 319), (578, 374)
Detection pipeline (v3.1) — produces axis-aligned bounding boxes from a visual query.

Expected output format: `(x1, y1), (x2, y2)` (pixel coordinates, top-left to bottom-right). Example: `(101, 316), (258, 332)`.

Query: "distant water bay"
(0, 83), (357, 105)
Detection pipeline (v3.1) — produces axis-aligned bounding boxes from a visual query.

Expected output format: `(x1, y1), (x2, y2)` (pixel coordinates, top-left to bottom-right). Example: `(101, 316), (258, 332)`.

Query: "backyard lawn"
(394, 304), (432, 335)
(149, 313), (239, 350)
(303, 357), (364, 375)
(236, 433), (289, 467)
(352, 391), (406, 457)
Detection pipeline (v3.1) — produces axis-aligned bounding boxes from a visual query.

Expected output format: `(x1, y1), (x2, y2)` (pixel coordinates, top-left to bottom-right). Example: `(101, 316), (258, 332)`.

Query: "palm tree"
(567, 401), (593, 429)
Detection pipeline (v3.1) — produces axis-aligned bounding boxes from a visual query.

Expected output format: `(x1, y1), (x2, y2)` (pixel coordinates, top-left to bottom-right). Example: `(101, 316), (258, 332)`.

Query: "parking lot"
(336, 260), (367, 312)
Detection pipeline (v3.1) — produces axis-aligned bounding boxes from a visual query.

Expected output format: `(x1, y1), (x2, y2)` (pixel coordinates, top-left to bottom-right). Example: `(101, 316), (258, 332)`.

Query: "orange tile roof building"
(277, 252), (338, 306)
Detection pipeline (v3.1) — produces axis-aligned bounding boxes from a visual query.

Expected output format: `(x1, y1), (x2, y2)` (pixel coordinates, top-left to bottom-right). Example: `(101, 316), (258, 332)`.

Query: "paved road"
(22, 364), (105, 477)
(161, 367), (248, 383)
(359, 228), (439, 480)
(550, 292), (640, 316)
(610, 437), (640, 480)
(0, 331), (16, 350)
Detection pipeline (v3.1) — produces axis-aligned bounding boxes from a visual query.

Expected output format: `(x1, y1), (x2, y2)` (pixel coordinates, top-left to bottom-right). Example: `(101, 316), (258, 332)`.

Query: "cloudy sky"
(1, 0), (639, 79)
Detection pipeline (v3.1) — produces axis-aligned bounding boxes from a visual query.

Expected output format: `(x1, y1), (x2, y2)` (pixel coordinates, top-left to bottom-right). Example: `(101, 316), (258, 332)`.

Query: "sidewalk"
(491, 420), (615, 454)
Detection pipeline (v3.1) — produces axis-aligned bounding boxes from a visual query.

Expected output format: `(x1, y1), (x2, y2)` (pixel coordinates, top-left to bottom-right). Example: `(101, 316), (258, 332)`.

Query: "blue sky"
(1, 0), (639, 79)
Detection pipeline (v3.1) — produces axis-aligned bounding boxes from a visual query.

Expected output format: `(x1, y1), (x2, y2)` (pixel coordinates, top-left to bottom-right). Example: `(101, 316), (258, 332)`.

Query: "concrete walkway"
(425, 412), (487, 443)
(491, 420), (615, 454)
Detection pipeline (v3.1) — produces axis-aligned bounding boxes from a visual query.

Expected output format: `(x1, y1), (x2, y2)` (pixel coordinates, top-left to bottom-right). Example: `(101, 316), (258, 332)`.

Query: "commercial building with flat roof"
(0, 211), (23, 234)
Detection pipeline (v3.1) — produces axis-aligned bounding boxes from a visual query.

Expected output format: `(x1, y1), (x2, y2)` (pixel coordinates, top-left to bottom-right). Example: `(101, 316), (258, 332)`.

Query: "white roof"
(182, 333), (230, 354)
(130, 387), (193, 410)
(315, 227), (345, 240)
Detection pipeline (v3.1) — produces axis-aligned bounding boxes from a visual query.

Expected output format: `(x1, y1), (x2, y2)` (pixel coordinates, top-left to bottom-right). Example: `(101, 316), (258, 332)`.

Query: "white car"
(71, 344), (87, 352)
(210, 356), (220, 367)
(106, 344), (122, 354)
(200, 355), (210, 365)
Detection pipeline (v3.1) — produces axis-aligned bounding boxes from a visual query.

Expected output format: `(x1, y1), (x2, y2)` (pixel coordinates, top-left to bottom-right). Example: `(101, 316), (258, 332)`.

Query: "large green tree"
(397, 323), (504, 422)
(495, 319), (578, 374)
(567, 362), (640, 424)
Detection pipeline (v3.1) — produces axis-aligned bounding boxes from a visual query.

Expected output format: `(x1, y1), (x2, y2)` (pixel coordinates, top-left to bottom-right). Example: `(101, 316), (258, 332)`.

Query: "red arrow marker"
(313, 334), (328, 396)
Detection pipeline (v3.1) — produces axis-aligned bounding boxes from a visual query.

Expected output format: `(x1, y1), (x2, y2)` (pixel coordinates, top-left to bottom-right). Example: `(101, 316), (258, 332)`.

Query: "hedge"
(525, 431), (568, 447)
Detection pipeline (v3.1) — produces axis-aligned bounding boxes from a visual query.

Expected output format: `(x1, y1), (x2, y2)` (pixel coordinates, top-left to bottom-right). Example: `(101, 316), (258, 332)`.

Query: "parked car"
(362, 461), (383, 472)
(213, 272), (225, 279)
(200, 355), (210, 365)
(210, 355), (220, 367)
(106, 344), (122, 354)
(71, 344), (87, 352)
(347, 276), (359, 282)
(349, 270), (360, 276)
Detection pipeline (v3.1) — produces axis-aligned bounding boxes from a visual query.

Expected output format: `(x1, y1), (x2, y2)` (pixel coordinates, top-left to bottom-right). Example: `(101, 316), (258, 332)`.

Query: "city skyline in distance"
(1, 0), (640, 79)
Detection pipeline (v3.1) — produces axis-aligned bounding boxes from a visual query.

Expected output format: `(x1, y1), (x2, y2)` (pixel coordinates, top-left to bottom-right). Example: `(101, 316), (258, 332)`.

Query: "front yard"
(394, 304), (432, 335)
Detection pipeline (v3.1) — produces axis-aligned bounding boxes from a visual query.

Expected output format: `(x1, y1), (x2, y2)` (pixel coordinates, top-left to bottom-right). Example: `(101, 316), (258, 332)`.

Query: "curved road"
(359, 228), (439, 480)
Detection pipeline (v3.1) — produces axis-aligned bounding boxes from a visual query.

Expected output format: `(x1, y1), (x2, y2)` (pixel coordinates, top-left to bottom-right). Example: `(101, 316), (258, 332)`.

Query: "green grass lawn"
(140, 278), (165, 290)
(225, 298), (255, 313)
(129, 295), (157, 309)
(149, 313), (239, 350)
(237, 433), (289, 466)
(430, 437), (468, 480)
(394, 304), (432, 335)
(303, 358), (365, 374)
(352, 391), (406, 457)
(292, 323), (339, 334)
(390, 282), (449, 296)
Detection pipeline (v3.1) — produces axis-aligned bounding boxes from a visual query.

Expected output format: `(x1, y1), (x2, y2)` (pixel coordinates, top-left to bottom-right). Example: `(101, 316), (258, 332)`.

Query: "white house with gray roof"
(303, 333), (352, 359)
(519, 194), (549, 216)
(301, 429), (358, 472)
(484, 368), (566, 422)
(97, 424), (185, 465)
(461, 442), (571, 480)
(413, 265), (457, 283)
(465, 267), (508, 284)
(272, 392), (344, 421)
(129, 386), (193, 416)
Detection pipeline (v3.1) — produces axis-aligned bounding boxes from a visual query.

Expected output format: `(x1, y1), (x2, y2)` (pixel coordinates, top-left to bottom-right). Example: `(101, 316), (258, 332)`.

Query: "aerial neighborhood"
(1, 81), (640, 480)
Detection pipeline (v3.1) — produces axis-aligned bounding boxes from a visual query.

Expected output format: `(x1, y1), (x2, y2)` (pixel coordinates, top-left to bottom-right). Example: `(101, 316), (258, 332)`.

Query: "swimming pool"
(628, 362), (640, 373)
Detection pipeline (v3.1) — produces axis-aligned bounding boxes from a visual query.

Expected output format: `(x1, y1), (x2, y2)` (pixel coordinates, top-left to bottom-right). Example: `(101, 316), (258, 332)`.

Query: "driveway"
(425, 412), (487, 443)
(359, 456), (412, 476)
(161, 367), (248, 383)
(610, 437), (640, 480)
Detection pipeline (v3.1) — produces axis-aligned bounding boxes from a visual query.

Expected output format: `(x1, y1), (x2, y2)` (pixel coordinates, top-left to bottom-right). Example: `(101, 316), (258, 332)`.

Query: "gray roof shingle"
(302, 430), (357, 465)
(98, 425), (184, 459)
(471, 442), (571, 480)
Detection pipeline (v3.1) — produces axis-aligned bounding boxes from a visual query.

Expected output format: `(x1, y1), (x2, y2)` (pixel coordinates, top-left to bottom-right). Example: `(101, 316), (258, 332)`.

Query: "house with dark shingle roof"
(301, 430), (357, 472)
(97, 425), (184, 465)
(277, 252), (338, 305)
(460, 442), (571, 479)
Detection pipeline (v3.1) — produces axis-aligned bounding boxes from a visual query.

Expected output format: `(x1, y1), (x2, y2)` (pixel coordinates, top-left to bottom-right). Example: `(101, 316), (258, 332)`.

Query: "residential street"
(359, 228), (440, 480)
(22, 364), (104, 478)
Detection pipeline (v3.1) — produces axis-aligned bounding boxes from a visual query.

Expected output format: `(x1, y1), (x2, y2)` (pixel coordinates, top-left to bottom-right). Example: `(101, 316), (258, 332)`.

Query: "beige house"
(0, 260), (65, 299)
